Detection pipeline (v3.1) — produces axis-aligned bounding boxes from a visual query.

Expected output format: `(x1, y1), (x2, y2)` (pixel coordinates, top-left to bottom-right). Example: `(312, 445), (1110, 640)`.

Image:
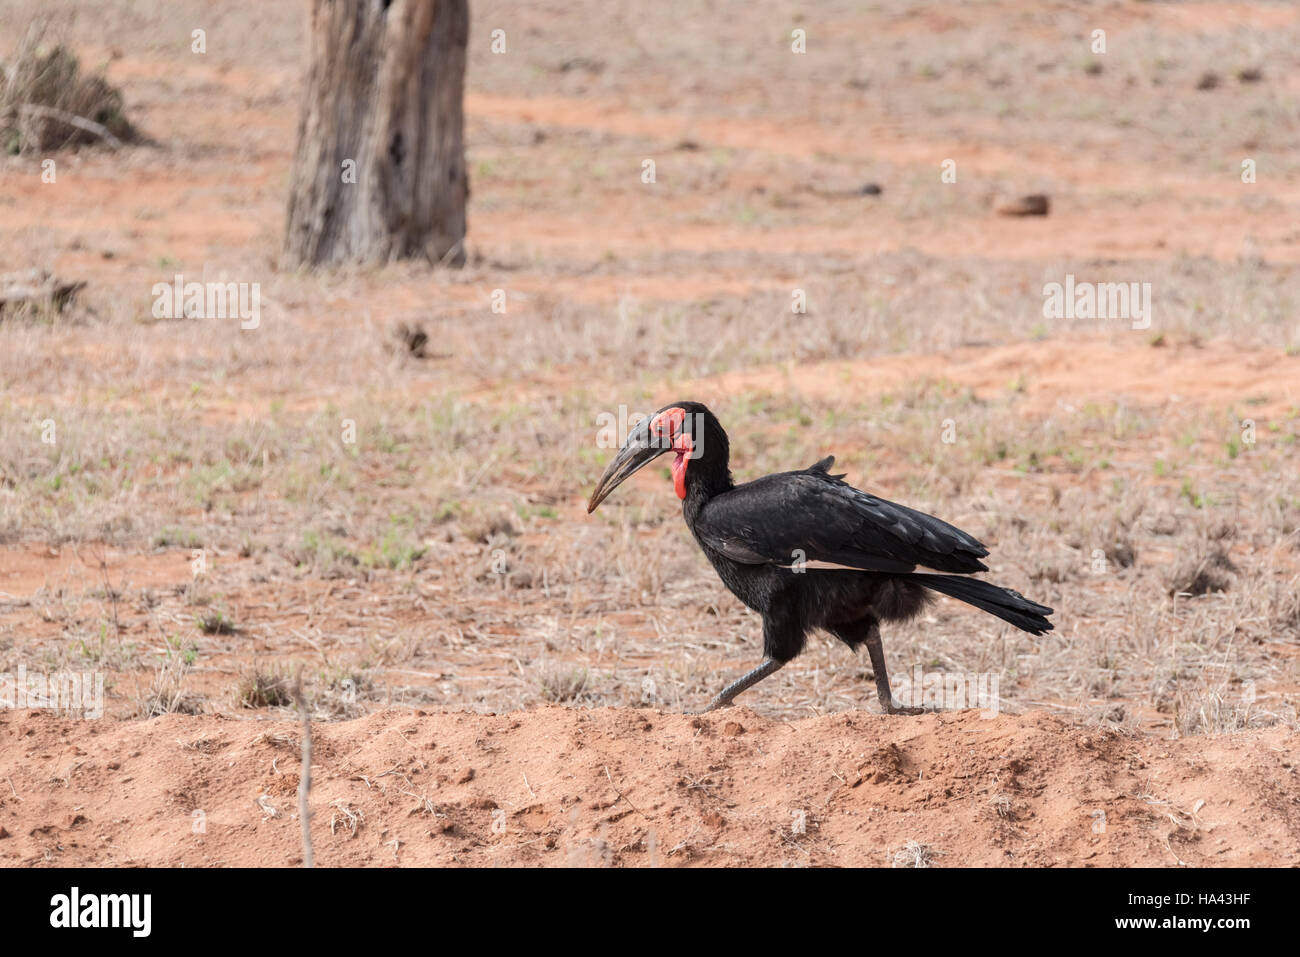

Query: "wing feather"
(694, 459), (989, 574)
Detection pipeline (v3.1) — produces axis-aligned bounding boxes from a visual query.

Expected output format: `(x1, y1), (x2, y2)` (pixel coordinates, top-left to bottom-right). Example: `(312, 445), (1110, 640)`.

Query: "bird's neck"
(682, 455), (733, 517)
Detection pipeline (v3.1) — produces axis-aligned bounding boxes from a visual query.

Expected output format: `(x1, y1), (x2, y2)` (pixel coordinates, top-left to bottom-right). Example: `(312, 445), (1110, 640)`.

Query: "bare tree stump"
(284, 0), (469, 268)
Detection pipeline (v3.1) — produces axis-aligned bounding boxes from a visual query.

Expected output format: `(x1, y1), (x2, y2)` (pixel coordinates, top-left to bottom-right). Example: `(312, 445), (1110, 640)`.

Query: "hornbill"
(587, 401), (1053, 714)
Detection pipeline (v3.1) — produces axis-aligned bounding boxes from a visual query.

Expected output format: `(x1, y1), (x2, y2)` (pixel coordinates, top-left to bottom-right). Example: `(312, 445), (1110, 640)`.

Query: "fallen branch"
(15, 102), (124, 149)
(292, 672), (314, 868)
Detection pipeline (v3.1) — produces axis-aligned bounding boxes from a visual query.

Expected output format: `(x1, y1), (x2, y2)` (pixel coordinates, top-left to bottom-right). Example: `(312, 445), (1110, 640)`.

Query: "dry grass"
(0, 21), (136, 153)
(892, 839), (940, 868)
(1, 364), (1297, 726)
(235, 670), (292, 709)
(1167, 545), (1237, 598)
(0, 0), (1298, 730)
(535, 663), (594, 703)
(136, 654), (205, 717)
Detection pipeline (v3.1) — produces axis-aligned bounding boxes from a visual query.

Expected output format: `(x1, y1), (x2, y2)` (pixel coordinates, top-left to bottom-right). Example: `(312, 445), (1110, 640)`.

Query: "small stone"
(997, 194), (1050, 217)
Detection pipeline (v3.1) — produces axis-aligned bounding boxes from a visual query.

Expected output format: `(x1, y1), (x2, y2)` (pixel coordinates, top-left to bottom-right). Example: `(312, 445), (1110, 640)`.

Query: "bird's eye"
(649, 407), (688, 447)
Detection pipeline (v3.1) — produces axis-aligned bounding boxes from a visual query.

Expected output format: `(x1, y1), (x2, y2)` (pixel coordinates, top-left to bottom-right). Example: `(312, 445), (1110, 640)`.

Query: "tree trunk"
(284, 0), (469, 268)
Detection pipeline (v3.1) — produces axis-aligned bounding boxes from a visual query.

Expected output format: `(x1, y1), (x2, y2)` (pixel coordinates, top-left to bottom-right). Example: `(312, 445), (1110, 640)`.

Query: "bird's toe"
(884, 703), (926, 716)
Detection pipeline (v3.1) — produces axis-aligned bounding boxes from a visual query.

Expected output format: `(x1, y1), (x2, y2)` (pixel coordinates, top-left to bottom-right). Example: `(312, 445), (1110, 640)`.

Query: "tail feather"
(911, 574), (1054, 635)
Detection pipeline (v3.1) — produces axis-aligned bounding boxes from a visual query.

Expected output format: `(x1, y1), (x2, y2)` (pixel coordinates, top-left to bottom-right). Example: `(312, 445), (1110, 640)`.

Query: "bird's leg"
(862, 621), (923, 716)
(693, 657), (784, 714)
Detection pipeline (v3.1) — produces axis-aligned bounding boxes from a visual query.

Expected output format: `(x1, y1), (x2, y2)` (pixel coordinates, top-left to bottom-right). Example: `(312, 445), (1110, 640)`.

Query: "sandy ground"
(1, 707), (1295, 867)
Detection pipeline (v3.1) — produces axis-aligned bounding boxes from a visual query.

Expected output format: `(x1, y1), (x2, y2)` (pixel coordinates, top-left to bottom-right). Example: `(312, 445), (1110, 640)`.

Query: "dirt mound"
(1, 707), (1295, 867)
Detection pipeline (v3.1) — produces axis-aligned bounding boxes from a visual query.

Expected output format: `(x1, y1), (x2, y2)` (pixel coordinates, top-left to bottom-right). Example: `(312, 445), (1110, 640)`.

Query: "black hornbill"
(587, 401), (1053, 714)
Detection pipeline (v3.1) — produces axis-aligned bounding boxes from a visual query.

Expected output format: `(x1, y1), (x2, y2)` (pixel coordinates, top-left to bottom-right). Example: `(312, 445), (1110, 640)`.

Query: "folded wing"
(694, 456), (990, 574)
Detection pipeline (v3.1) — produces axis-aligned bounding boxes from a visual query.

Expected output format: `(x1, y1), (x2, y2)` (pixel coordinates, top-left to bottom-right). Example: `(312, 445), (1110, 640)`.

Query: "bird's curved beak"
(587, 425), (671, 513)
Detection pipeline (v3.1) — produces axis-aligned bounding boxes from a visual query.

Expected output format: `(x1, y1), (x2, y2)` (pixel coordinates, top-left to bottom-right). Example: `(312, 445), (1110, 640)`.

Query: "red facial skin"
(650, 407), (694, 500)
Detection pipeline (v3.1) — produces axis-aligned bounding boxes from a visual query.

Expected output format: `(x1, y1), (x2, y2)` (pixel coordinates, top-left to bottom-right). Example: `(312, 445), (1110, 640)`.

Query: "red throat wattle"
(671, 434), (693, 499)
(650, 407), (693, 500)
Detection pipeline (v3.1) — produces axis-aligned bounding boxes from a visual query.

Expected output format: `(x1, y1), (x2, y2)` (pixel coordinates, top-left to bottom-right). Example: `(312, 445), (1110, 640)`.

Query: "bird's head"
(587, 401), (726, 512)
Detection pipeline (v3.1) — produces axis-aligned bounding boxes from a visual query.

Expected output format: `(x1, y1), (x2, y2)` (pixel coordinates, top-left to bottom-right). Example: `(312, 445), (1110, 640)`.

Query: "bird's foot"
(689, 659), (783, 715)
(685, 700), (729, 716)
(882, 701), (925, 716)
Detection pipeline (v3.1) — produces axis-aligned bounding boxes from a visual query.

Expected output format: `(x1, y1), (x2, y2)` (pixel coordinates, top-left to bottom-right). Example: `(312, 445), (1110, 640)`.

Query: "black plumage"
(588, 401), (1054, 714)
(693, 456), (991, 574)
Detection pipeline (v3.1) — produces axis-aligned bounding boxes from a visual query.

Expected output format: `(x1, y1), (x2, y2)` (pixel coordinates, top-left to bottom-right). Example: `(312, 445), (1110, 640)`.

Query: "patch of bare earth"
(0, 707), (1295, 867)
